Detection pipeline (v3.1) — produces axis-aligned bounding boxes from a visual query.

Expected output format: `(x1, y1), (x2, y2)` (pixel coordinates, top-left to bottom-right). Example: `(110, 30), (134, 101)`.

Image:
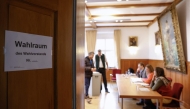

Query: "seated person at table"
(126, 68), (135, 74)
(136, 62), (147, 105)
(136, 62), (147, 78)
(143, 67), (173, 109)
(142, 64), (154, 84)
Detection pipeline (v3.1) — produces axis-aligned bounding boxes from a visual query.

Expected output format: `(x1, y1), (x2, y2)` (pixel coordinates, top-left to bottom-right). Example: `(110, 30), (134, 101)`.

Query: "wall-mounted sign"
(4, 30), (53, 72)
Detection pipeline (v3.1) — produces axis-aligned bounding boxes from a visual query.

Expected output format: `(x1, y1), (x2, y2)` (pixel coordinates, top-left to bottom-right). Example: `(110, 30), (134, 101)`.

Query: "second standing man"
(95, 49), (110, 93)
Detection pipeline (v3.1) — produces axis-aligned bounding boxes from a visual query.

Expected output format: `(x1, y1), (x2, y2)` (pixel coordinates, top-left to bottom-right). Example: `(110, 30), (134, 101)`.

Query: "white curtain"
(86, 30), (97, 53)
(114, 30), (121, 69)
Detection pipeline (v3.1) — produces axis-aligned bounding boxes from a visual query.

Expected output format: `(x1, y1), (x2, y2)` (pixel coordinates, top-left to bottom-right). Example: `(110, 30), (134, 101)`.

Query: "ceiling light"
(90, 21), (92, 22)
(120, 20), (123, 22)
(117, 0), (122, 1)
(116, 20), (118, 22)
(85, 0), (87, 3)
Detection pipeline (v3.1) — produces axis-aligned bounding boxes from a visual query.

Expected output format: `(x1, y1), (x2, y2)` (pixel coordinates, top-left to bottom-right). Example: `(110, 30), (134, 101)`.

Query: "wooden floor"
(85, 83), (143, 109)
(85, 82), (186, 109)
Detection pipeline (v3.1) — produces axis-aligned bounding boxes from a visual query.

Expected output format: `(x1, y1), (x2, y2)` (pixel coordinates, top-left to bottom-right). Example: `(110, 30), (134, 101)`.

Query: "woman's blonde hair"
(145, 64), (154, 72)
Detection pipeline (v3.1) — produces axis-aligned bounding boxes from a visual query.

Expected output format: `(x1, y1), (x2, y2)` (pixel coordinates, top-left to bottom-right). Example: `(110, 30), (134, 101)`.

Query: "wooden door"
(7, 1), (55, 109)
(0, 0), (85, 109)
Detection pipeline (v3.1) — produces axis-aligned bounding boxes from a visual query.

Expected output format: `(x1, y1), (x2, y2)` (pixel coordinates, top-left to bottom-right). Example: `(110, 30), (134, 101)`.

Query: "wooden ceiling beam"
(91, 13), (159, 18)
(86, 20), (152, 23)
(87, 3), (172, 9)
(85, 4), (97, 29)
(85, 4), (91, 18)
(85, 25), (147, 28)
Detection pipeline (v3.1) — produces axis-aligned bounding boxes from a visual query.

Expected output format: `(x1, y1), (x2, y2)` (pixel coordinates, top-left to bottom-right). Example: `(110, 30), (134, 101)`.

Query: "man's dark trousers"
(85, 77), (91, 96)
(98, 68), (108, 91)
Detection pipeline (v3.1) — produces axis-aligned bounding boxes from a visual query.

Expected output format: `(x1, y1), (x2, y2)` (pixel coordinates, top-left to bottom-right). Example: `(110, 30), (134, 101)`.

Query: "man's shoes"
(105, 90), (110, 93)
(85, 96), (92, 99)
(86, 99), (91, 104)
(142, 106), (151, 109)
(136, 101), (144, 105)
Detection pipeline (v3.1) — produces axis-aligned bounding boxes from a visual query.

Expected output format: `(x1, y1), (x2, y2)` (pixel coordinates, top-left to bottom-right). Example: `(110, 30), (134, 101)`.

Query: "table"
(116, 74), (163, 109)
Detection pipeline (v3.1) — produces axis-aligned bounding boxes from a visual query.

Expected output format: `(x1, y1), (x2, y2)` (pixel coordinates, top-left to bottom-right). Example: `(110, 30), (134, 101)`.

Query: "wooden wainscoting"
(120, 59), (149, 73)
(149, 60), (190, 107)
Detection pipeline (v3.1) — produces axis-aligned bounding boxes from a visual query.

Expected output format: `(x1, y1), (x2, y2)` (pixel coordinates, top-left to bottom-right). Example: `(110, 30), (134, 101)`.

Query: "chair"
(167, 77), (172, 83)
(110, 69), (121, 84)
(161, 83), (189, 109)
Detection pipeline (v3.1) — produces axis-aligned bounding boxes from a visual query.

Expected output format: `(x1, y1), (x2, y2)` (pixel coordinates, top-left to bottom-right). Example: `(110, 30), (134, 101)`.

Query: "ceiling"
(85, 0), (181, 28)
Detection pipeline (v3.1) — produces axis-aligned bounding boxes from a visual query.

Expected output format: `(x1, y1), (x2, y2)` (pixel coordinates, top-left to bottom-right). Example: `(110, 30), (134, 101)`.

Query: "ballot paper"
(139, 88), (150, 91)
(131, 78), (143, 83)
(133, 82), (149, 86)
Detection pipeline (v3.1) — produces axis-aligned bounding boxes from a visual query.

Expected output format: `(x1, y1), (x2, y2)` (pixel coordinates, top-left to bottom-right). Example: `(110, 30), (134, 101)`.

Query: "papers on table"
(133, 82), (149, 86)
(131, 78), (143, 83)
(139, 88), (150, 91)
(139, 83), (149, 86)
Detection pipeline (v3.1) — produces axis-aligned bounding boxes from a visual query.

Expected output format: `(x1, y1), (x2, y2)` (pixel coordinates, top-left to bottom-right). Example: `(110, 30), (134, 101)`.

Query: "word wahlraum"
(15, 41), (47, 49)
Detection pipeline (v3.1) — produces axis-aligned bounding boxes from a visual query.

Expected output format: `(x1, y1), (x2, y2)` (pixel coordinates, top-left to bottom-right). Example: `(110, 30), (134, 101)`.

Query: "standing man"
(95, 49), (110, 93)
(85, 52), (96, 99)
(136, 62), (147, 105)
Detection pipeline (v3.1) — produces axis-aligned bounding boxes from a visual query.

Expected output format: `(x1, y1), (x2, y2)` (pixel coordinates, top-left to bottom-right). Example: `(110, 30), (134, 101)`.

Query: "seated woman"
(142, 64), (154, 84)
(143, 67), (173, 109)
(136, 64), (154, 105)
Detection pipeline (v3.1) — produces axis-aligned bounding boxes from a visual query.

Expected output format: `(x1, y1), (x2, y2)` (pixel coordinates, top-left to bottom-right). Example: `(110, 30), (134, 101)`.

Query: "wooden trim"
(0, 0), (8, 108)
(8, 0), (54, 16)
(92, 13), (160, 18)
(148, 17), (158, 27)
(87, 3), (172, 9)
(85, 4), (91, 18)
(90, 22), (97, 29)
(85, 4), (96, 28)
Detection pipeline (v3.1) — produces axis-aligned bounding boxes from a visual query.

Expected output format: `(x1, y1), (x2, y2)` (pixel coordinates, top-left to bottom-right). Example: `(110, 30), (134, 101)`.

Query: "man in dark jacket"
(95, 49), (109, 93)
(85, 52), (96, 99)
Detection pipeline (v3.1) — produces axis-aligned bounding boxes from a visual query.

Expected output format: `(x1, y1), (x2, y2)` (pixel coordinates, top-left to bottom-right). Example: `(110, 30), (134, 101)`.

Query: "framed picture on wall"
(155, 31), (161, 45)
(129, 36), (138, 46)
(158, 4), (186, 73)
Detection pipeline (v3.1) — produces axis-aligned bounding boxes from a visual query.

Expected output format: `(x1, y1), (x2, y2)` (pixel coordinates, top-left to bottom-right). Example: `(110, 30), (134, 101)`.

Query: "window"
(95, 38), (116, 68)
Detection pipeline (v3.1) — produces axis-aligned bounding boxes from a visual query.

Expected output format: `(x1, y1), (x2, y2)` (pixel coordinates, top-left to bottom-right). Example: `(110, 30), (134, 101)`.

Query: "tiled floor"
(85, 83), (186, 109)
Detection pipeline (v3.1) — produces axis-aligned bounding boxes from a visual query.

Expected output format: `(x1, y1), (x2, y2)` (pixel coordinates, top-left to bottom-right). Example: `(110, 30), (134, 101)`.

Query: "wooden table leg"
(121, 98), (123, 109)
(118, 94), (119, 103)
(156, 99), (159, 109)
(159, 98), (163, 109)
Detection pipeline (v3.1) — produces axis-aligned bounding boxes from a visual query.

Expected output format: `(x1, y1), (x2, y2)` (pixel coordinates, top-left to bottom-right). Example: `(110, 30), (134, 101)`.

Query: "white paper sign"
(4, 30), (53, 72)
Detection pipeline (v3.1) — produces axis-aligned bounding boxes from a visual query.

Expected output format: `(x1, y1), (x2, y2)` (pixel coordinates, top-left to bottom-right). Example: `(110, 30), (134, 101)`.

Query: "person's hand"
(93, 68), (96, 71)
(91, 68), (96, 72)
(137, 68), (140, 73)
(152, 74), (156, 81)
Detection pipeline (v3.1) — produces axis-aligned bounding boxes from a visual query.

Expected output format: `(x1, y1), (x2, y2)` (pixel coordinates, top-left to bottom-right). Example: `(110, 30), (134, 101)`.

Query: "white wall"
(148, 21), (163, 60)
(176, 0), (190, 61)
(86, 27), (149, 59)
(120, 27), (149, 59)
(148, 0), (190, 61)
